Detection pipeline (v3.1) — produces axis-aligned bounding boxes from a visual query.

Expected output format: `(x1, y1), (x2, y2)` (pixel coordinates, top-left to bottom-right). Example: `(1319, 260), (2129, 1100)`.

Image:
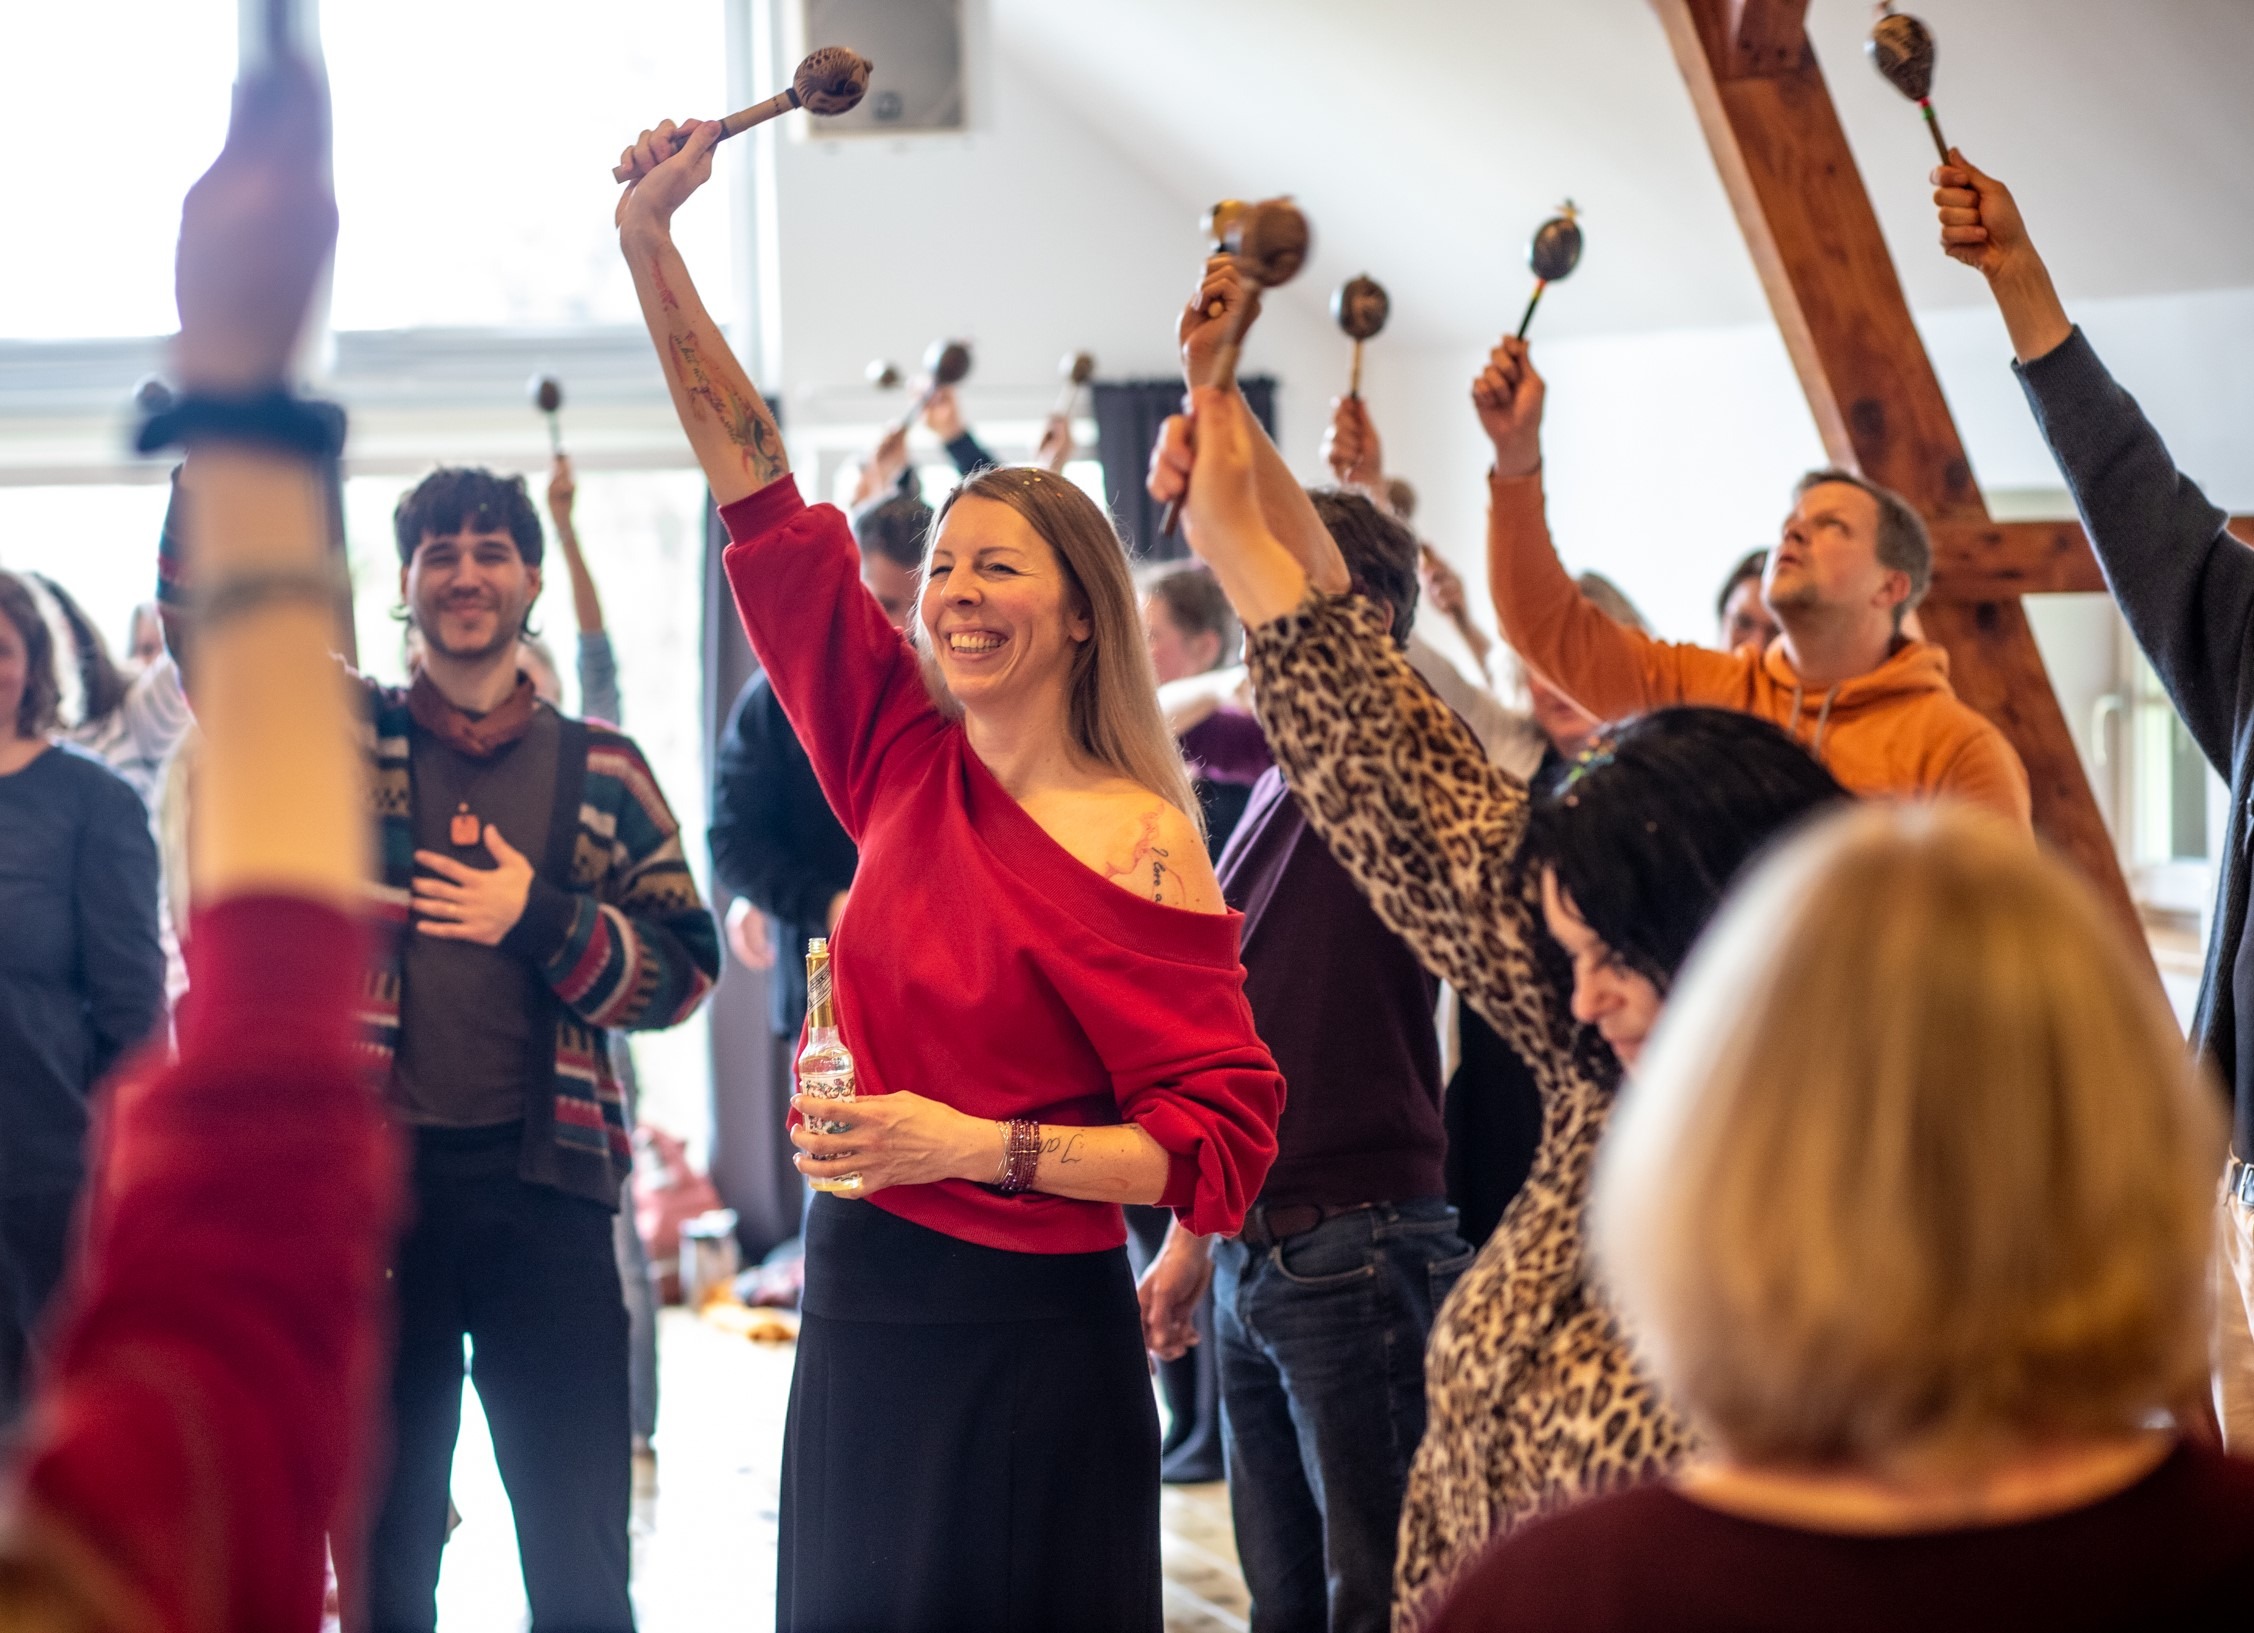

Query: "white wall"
(748, 12), (1349, 508)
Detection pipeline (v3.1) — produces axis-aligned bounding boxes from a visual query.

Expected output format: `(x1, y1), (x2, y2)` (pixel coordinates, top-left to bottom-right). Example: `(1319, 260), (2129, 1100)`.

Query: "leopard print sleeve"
(1244, 591), (1582, 1081)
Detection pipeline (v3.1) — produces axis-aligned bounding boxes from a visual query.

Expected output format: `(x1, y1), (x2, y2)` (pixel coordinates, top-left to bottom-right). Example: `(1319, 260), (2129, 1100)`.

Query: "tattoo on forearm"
(1036, 1130), (1087, 1167)
(649, 256), (784, 484)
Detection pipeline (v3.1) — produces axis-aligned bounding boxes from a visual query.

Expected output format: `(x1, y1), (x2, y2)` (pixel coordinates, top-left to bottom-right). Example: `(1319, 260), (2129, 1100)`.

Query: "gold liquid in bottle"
(797, 938), (861, 1194)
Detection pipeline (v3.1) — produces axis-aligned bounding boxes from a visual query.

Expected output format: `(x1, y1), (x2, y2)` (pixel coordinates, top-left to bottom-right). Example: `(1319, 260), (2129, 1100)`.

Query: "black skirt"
(779, 1195), (1162, 1633)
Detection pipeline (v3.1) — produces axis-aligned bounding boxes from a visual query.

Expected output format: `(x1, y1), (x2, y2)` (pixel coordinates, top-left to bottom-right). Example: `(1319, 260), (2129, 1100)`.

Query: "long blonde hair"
(1594, 803), (2222, 1467)
(922, 467), (1202, 837)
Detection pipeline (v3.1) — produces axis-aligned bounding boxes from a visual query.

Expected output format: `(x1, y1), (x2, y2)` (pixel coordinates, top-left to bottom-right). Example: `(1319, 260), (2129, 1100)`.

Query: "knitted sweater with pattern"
(352, 675), (719, 1206)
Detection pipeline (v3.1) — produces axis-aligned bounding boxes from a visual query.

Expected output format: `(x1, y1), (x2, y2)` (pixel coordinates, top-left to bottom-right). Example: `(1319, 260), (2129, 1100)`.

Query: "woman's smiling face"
(920, 494), (1091, 714)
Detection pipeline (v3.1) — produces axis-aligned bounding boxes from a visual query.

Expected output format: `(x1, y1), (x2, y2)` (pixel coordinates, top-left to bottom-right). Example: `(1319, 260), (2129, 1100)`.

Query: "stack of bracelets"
(994, 1117), (1041, 1194)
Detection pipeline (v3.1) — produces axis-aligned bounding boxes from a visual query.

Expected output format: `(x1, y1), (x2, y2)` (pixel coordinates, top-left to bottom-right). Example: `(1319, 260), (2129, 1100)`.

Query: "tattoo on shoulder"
(1103, 807), (1184, 904)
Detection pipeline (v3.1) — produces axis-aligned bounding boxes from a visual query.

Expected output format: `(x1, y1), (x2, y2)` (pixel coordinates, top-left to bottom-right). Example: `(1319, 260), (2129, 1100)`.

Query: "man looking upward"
(1475, 338), (2028, 823)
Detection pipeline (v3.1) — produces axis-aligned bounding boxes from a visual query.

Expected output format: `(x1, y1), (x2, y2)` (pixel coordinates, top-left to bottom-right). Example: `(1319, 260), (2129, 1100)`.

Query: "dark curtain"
(1093, 375), (1276, 562)
(700, 495), (803, 1260)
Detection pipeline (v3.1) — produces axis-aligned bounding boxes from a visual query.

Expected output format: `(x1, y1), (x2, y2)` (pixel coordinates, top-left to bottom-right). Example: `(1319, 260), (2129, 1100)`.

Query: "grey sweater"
(2016, 328), (2249, 1157)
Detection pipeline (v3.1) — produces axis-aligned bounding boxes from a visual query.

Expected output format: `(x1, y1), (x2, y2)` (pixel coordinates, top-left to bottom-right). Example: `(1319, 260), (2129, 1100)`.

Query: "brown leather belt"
(1236, 1202), (1373, 1252)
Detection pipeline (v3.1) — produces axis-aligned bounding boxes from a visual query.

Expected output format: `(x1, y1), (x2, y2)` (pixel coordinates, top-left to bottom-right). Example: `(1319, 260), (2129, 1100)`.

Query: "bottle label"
(800, 1066), (854, 1136)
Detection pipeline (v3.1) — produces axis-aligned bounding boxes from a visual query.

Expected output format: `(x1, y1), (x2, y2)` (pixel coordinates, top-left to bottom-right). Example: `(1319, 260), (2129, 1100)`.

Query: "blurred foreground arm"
(5, 53), (399, 1633)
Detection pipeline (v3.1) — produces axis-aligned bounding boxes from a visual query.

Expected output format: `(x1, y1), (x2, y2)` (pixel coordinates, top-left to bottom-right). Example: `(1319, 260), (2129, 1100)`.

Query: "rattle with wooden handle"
(612, 47), (873, 183)
(896, 339), (973, 435)
(1052, 351), (1097, 419)
(1332, 275), (1389, 399)
(1160, 196), (1311, 536)
(1868, 4), (1951, 164)
(530, 375), (564, 456)
(1516, 203), (1584, 339)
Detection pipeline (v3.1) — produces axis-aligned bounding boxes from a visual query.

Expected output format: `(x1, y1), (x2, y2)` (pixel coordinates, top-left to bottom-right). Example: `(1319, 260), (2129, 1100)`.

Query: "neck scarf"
(407, 669), (536, 759)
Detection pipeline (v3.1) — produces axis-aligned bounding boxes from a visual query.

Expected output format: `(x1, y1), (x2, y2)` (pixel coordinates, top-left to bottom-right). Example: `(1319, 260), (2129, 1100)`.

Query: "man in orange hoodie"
(1472, 335), (2029, 826)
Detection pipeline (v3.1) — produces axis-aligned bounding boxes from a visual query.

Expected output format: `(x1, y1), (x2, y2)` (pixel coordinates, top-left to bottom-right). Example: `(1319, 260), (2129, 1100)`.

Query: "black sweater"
(2016, 328), (2250, 1155)
(0, 744), (165, 1194)
(710, 672), (857, 1036)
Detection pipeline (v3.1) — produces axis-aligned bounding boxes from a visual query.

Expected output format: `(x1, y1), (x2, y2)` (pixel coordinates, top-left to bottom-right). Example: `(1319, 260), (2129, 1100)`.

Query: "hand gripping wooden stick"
(1160, 197), (1311, 537)
(612, 48), (873, 182)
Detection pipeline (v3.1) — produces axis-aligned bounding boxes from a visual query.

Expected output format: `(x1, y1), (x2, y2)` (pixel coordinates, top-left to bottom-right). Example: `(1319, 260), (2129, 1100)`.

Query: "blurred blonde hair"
(1593, 803), (2222, 1467)
(923, 467), (1201, 838)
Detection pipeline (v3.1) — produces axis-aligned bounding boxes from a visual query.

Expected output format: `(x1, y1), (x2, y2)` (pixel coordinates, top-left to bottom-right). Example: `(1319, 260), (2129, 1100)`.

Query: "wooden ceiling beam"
(1719, 0), (1812, 78)
(1926, 517), (2254, 599)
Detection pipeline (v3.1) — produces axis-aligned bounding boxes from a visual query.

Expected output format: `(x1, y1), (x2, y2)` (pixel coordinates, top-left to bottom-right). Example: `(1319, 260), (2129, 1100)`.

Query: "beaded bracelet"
(995, 1118), (1041, 1194)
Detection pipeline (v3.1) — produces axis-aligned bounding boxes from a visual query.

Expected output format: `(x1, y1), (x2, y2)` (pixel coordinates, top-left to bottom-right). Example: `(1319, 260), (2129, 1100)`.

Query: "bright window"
(0, 2), (236, 338)
(321, 0), (731, 330)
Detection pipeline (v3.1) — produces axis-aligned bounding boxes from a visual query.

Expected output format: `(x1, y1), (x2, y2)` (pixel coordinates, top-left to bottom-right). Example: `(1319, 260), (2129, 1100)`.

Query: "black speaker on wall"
(799, 0), (965, 134)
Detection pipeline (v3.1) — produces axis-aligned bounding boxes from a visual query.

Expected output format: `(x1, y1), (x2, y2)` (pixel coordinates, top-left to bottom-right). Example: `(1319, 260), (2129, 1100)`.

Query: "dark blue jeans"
(1214, 1198), (1472, 1633)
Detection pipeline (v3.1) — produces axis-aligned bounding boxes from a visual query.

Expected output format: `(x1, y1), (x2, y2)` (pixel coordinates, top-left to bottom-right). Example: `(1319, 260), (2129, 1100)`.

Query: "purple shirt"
(1181, 708), (1273, 788)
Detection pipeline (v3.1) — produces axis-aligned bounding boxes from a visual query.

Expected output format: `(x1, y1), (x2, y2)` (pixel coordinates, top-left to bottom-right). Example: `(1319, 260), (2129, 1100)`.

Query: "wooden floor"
(428, 1307), (1250, 1631)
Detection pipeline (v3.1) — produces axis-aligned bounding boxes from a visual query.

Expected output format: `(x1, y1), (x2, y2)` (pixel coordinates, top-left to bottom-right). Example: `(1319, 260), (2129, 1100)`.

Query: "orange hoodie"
(1487, 471), (2031, 827)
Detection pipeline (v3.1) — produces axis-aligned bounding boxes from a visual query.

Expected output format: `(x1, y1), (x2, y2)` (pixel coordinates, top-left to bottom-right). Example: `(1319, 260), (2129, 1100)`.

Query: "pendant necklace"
(435, 746), (507, 852)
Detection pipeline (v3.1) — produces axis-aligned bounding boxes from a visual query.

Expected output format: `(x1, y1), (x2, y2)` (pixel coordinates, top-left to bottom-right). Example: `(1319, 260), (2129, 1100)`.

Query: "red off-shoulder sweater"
(721, 478), (1283, 1254)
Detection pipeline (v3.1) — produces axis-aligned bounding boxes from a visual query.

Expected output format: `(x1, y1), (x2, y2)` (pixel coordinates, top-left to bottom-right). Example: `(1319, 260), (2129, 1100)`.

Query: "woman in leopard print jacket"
(1150, 385), (1846, 1627)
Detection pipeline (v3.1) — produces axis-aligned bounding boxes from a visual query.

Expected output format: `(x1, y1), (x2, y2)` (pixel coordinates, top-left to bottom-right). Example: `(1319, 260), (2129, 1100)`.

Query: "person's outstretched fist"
(1932, 150), (2032, 280)
(1472, 335), (1543, 480)
(1931, 149), (2072, 363)
(547, 453), (576, 524)
(1323, 394), (1382, 490)
(1179, 256), (1261, 392)
(174, 53), (336, 393)
(615, 117), (720, 233)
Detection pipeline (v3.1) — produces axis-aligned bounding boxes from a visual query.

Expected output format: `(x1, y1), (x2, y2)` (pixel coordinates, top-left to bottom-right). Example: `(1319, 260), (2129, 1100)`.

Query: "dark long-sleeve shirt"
(710, 672), (858, 1035)
(2015, 328), (2253, 1155)
(944, 430), (998, 476)
(0, 744), (165, 1196)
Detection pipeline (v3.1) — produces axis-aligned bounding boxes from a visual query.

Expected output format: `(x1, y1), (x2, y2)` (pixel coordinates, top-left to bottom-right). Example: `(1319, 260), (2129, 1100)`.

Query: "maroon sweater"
(14, 895), (399, 1632)
(720, 479), (1284, 1253)
(1431, 1443), (2254, 1633)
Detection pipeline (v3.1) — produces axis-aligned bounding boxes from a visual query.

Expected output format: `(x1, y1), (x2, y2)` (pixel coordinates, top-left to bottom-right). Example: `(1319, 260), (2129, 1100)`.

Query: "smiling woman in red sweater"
(616, 119), (1284, 1632)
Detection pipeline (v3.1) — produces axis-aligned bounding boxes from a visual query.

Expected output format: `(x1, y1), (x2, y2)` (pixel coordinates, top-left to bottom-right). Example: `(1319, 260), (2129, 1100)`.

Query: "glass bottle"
(797, 937), (861, 1194)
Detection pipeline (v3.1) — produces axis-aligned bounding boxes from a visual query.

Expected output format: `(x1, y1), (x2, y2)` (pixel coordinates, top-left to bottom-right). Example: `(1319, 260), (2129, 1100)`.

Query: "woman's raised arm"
(616, 119), (788, 508)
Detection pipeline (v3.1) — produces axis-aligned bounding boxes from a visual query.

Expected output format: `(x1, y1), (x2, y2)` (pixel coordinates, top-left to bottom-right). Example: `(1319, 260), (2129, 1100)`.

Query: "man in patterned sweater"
(360, 466), (719, 1632)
